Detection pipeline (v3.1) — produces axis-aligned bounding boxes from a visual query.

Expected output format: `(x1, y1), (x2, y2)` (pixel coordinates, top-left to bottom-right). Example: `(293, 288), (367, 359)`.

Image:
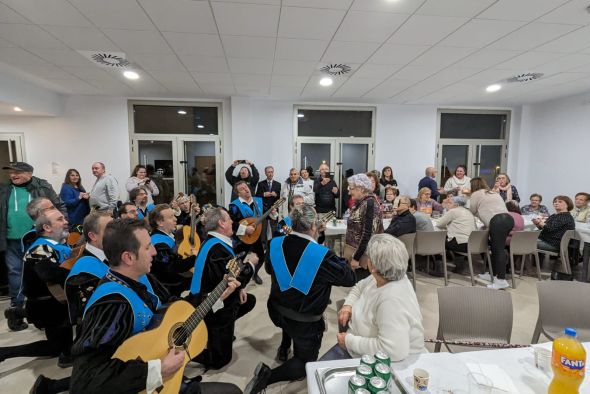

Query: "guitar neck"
(183, 278), (228, 333)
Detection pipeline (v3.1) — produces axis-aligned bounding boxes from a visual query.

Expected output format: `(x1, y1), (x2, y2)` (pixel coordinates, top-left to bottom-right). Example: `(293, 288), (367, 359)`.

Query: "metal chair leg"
(534, 253), (542, 281)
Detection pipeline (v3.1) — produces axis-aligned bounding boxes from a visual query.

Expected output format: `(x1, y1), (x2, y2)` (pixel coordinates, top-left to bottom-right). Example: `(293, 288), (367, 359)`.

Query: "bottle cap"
(565, 327), (577, 337)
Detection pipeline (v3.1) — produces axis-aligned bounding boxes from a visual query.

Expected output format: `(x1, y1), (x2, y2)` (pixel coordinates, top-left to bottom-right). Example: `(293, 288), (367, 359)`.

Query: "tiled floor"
(0, 259), (546, 393)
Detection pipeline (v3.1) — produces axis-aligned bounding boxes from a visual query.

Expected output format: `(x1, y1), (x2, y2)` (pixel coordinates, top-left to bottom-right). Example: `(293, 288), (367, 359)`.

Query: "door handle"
(473, 163), (481, 166)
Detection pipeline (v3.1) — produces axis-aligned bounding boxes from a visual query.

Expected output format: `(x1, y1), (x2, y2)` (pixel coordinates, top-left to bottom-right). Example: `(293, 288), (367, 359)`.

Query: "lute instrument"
(238, 197), (285, 244)
(111, 255), (245, 394)
(177, 194), (201, 258)
(281, 211), (336, 235)
(46, 244), (86, 303)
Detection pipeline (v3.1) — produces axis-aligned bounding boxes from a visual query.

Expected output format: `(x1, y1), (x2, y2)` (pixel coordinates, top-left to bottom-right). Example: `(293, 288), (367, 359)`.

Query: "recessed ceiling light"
(197, 124), (204, 129)
(123, 70), (140, 80)
(177, 109), (187, 115)
(297, 113), (304, 118)
(319, 77), (333, 87)
(13, 106), (22, 112)
(486, 84), (501, 93)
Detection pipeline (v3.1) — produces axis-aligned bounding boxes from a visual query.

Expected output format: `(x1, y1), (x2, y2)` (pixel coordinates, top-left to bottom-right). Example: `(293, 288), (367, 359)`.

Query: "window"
(133, 105), (219, 135)
(440, 113), (507, 139)
(297, 109), (373, 138)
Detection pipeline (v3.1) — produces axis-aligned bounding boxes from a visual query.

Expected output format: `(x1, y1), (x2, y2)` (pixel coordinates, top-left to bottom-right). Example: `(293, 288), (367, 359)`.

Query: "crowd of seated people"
(2, 158), (590, 394)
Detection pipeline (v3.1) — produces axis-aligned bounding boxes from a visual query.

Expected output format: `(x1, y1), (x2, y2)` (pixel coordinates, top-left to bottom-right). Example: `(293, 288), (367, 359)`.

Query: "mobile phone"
(237, 159), (247, 164)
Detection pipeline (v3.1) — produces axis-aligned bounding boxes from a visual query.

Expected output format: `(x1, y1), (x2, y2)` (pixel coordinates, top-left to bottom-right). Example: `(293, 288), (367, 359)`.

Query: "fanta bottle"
(548, 328), (586, 393)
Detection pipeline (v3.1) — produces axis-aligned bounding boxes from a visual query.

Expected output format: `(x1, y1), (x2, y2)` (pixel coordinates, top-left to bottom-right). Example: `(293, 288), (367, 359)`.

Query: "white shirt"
(85, 243), (106, 261)
(344, 276), (426, 360)
(436, 207), (476, 244)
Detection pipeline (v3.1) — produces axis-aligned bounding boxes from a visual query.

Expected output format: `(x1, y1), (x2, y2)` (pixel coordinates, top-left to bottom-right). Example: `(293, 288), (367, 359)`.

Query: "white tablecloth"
(307, 342), (590, 394)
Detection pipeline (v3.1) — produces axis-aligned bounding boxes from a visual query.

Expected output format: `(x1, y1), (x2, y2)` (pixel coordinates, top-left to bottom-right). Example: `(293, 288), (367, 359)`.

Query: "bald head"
(425, 166), (437, 177)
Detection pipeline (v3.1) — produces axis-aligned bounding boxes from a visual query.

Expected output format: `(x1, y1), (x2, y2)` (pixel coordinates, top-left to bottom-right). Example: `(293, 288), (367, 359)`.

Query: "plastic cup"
(534, 347), (552, 373)
(413, 368), (429, 392)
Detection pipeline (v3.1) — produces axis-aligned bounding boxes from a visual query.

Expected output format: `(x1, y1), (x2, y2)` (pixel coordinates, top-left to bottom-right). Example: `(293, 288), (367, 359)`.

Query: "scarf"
(498, 184), (513, 201)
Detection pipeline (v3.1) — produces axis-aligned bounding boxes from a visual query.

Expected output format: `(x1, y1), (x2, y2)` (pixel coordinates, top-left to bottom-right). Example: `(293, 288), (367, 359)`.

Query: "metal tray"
(315, 364), (408, 394)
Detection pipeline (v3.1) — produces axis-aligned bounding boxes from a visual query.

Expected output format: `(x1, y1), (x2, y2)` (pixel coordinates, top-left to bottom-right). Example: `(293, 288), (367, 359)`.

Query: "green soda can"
(361, 354), (377, 369)
(374, 362), (391, 383)
(368, 376), (387, 394)
(354, 389), (371, 394)
(348, 375), (366, 394)
(374, 350), (391, 366)
(356, 364), (373, 380)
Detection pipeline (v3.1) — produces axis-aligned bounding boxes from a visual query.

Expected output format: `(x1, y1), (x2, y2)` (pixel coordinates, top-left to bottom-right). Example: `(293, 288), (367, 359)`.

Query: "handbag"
(343, 244), (370, 269)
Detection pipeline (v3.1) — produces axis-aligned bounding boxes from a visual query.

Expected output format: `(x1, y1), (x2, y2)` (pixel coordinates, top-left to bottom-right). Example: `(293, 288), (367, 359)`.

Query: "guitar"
(46, 244), (86, 303)
(238, 197), (285, 244)
(66, 225), (83, 247)
(281, 211), (336, 235)
(111, 255), (245, 394)
(177, 194), (201, 258)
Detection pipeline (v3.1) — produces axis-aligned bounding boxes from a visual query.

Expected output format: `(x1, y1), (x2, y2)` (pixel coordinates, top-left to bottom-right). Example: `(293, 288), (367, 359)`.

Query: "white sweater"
(344, 276), (426, 360)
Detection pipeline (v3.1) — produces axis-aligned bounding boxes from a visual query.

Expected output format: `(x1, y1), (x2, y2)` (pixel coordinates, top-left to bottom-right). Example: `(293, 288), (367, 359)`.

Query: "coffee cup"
(413, 368), (429, 391)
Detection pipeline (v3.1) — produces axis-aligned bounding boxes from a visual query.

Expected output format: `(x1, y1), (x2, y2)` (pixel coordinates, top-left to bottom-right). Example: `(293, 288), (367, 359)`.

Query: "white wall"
(1, 93), (530, 206)
(516, 92), (590, 208)
(0, 95), (129, 199)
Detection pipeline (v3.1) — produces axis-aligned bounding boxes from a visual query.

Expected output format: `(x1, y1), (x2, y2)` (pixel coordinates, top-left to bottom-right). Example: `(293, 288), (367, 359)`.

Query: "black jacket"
(185, 235), (254, 325)
(255, 179), (281, 211)
(70, 272), (172, 394)
(0, 176), (66, 250)
(384, 209), (416, 238)
(225, 164), (260, 201)
(150, 229), (195, 296)
(265, 234), (355, 321)
(314, 178), (339, 213)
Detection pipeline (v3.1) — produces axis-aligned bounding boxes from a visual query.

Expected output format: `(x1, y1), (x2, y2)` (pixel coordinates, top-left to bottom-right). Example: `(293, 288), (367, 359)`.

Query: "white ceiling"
(0, 0), (589, 105)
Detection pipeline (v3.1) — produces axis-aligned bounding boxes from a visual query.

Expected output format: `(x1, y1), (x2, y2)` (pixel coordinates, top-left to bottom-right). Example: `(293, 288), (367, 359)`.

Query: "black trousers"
(446, 237), (468, 253)
(194, 294), (256, 369)
(267, 305), (323, 385)
(0, 324), (72, 360)
(489, 213), (514, 280)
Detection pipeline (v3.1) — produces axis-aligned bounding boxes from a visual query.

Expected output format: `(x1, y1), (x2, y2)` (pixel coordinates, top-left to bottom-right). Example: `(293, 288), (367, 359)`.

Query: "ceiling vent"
(506, 72), (544, 83)
(320, 63), (352, 76)
(78, 51), (130, 68)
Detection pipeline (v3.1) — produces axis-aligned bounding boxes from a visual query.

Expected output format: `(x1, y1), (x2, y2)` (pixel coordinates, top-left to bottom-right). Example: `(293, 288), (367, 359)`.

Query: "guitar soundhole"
(171, 324), (191, 347)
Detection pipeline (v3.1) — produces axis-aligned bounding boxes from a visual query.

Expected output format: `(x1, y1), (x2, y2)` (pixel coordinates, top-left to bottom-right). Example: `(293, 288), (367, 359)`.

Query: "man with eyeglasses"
(0, 162), (65, 331)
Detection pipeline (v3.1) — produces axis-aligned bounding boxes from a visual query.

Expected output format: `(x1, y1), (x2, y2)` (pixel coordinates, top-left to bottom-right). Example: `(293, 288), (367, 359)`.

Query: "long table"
(306, 342), (590, 394)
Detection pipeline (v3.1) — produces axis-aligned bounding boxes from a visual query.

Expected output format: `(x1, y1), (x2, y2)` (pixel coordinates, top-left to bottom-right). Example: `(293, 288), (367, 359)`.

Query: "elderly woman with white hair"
(344, 173), (383, 279)
(435, 196), (476, 274)
(320, 234), (426, 361)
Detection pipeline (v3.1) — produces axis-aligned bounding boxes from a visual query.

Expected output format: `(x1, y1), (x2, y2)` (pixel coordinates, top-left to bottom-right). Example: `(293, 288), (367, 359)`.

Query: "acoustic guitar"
(280, 211), (336, 235)
(177, 195), (201, 258)
(238, 197), (285, 244)
(66, 225), (83, 247)
(46, 244), (86, 303)
(111, 255), (244, 394)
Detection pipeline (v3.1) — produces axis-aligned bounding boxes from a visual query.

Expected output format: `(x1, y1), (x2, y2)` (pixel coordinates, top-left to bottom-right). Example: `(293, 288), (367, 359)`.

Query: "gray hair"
(366, 234), (409, 281)
(264, 166), (274, 172)
(203, 207), (227, 233)
(347, 173), (373, 193)
(452, 196), (467, 207)
(290, 204), (318, 233)
(83, 211), (112, 241)
(26, 197), (53, 220)
(34, 209), (57, 234)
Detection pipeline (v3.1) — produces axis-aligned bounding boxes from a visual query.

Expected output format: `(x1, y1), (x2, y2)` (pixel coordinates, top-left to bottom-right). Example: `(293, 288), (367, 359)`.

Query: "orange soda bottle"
(548, 328), (586, 393)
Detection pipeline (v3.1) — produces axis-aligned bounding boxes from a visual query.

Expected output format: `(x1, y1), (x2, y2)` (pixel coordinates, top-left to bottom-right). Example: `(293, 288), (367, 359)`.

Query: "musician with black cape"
(228, 181), (278, 285)
(0, 208), (73, 366)
(148, 204), (195, 296)
(69, 219), (242, 394)
(186, 207), (257, 370)
(243, 205), (356, 394)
